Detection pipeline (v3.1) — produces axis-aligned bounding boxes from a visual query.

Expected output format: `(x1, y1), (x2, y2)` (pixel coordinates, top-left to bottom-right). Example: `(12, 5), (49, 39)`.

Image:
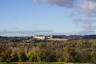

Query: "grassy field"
(0, 62), (91, 64)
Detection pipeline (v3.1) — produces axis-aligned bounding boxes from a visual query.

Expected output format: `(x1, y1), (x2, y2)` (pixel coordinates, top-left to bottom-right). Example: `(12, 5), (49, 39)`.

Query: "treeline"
(0, 40), (96, 62)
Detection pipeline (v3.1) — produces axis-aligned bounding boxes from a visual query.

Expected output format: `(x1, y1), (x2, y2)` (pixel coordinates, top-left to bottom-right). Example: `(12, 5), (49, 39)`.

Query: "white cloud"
(79, 0), (96, 15)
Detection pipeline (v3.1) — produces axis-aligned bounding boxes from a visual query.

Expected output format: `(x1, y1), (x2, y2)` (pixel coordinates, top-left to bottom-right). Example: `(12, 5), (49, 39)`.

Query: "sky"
(0, 0), (96, 36)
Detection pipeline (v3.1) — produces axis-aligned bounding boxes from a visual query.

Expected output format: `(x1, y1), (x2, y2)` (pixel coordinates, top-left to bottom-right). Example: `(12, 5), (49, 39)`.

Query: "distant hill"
(0, 35), (96, 43)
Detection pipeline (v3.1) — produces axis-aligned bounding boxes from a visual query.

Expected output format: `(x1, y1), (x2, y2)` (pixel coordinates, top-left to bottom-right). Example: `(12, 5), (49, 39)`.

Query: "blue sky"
(0, 0), (96, 36)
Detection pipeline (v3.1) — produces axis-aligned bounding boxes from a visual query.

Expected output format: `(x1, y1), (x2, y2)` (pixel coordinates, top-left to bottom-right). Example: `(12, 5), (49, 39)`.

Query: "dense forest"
(0, 40), (96, 63)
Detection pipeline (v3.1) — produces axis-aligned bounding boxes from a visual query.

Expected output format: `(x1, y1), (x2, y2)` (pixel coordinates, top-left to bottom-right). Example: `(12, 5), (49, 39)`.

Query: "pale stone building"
(33, 35), (46, 40)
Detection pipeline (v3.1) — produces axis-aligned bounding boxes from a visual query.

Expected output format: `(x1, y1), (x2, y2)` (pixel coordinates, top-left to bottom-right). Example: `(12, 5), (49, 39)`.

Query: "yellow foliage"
(27, 49), (38, 57)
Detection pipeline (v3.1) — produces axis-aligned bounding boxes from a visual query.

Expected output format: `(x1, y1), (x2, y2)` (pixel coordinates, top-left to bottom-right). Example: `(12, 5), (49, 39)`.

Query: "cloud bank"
(0, 30), (53, 36)
(33, 0), (75, 8)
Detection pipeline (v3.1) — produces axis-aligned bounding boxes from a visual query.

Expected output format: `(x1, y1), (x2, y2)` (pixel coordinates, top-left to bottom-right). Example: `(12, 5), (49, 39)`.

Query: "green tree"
(91, 51), (96, 62)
